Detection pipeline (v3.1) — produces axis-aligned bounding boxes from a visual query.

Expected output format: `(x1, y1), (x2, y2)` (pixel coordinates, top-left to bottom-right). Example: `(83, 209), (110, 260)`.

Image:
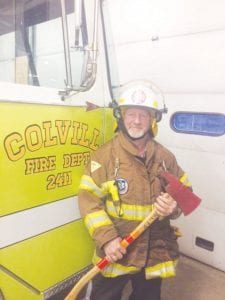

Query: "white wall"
(106, 0), (225, 271)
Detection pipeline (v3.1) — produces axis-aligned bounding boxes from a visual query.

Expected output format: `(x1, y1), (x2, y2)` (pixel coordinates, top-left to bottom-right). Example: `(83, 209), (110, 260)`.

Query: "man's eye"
(140, 114), (148, 118)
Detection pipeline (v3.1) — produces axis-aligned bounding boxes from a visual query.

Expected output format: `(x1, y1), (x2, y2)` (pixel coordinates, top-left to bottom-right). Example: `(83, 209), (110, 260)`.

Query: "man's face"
(123, 107), (152, 139)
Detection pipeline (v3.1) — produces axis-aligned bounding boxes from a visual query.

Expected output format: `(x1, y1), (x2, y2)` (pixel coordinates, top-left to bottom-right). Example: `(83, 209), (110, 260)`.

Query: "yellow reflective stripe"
(145, 260), (177, 279)
(102, 263), (139, 277)
(93, 253), (177, 279)
(79, 175), (105, 198)
(84, 210), (113, 236)
(93, 253), (140, 277)
(80, 176), (121, 200)
(179, 173), (192, 187)
(106, 200), (154, 221)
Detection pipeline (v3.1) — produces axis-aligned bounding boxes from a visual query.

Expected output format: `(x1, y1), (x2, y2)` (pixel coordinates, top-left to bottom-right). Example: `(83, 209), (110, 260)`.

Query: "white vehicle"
(0, 0), (224, 299)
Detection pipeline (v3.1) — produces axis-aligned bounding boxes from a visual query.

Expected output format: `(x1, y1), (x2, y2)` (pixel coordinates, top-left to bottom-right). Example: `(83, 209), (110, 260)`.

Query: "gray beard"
(127, 128), (146, 139)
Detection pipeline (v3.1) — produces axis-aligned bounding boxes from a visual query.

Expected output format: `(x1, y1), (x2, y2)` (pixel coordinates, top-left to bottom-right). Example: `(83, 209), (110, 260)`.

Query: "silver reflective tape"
(0, 196), (80, 248)
(43, 265), (91, 299)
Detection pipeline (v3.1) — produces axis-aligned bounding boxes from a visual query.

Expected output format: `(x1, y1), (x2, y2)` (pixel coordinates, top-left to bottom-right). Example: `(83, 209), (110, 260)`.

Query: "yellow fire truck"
(0, 1), (114, 299)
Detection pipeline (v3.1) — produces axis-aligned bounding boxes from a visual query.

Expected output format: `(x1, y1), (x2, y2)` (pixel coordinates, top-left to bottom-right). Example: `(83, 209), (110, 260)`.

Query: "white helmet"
(117, 79), (167, 121)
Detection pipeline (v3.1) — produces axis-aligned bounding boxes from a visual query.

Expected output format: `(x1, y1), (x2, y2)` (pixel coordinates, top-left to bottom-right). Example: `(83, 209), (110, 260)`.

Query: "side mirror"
(59, 0), (99, 99)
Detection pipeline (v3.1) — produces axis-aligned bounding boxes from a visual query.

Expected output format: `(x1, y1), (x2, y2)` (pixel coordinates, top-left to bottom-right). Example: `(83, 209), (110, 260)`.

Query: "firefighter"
(78, 80), (191, 300)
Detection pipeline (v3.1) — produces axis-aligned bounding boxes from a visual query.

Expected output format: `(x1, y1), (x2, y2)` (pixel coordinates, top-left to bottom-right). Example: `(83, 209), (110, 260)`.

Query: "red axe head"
(160, 171), (201, 216)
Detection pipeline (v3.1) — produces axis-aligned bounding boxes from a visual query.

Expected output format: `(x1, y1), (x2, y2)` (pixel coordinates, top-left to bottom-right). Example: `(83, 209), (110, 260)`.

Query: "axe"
(65, 171), (201, 300)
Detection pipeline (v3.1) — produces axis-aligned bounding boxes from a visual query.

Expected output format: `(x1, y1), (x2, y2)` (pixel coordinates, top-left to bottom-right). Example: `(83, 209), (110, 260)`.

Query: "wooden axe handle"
(64, 209), (159, 300)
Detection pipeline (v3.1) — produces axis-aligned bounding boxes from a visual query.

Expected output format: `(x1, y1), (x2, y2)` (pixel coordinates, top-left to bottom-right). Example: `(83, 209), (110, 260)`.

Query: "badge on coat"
(116, 178), (128, 194)
(91, 160), (101, 173)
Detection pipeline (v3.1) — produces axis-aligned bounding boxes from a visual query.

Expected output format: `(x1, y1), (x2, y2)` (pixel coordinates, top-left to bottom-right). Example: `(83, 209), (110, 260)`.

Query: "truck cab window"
(0, 0), (95, 92)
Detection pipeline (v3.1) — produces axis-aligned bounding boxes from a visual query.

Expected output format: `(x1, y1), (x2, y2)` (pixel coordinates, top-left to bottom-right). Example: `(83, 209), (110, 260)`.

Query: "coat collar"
(117, 131), (156, 164)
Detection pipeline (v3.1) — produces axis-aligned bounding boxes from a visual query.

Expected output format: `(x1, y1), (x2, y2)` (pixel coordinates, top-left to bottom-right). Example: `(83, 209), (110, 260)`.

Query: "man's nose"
(133, 114), (141, 123)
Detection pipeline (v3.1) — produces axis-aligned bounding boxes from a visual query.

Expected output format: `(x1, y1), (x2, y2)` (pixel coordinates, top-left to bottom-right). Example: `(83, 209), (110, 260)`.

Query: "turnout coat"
(78, 131), (189, 279)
